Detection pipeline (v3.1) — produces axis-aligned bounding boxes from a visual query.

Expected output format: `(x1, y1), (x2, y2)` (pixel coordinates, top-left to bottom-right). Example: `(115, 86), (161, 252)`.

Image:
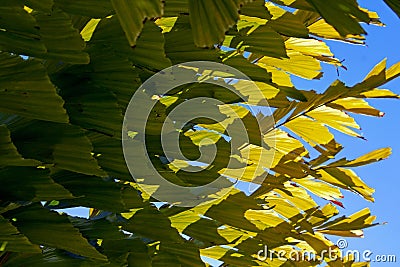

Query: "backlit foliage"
(0, 0), (399, 266)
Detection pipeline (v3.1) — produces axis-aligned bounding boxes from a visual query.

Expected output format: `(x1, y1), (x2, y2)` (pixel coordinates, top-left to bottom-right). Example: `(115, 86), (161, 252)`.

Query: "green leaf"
(183, 218), (227, 246)
(56, 61), (124, 137)
(328, 97), (384, 117)
(350, 59), (400, 95)
(0, 53), (68, 123)
(102, 238), (152, 267)
(279, 86), (308, 101)
(123, 206), (182, 242)
(54, 0), (113, 18)
(345, 148), (391, 167)
(88, 133), (132, 180)
(12, 122), (106, 177)
(205, 192), (260, 232)
(201, 246), (256, 267)
(285, 116), (334, 148)
(0, 167), (73, 201)
(69, 217), (125, 240)
(241, 25), (288, 58)
(33, 8), (90, 64)
(308, 203), (339, 227)
(0, 1), (398, 266)
(318, 168), (374, 202)
(257, 50), (322, 79)
(52, 170), (142, 212)
(4, 204), (108, 261)
(318, 208), (377, 231)
(0, 215), (41, 253)
(224, 56), (273, 82)
(301, 232), (333, 255)
(73, 24), (142, 108)
(91, 17), (171, 72)
(0, 2), (46, 57)
(307, 106), (361, 137)
(165, 16), (220, 63)
(128, 22), (173, 71)
(285, 37), (334, 58)
(360, 88), (400, 99)
(188, 0), (240, 47)
(3, 247), (97, 266)
(25, 0), (53, 12)
(163, 0), (188, 17)
(327, 148), (391, 168)
(0, 125), (39, 167)
(158, 241), (205, 267)
(80, 19), (101, 41)
(265, 2), (309, 38)
(240, 0), (271, 19)
(264, 128), (308, 158)
(294, 177), (343, 201)
(111, 0), (163, 46)
(317, 229), (364, 238)
(270, 0), (313, 10)
(305, 0), (369, 36)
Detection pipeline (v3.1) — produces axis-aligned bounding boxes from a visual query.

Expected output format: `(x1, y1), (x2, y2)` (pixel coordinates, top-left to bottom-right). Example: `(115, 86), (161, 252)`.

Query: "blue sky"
(291, 0), (400, 264)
